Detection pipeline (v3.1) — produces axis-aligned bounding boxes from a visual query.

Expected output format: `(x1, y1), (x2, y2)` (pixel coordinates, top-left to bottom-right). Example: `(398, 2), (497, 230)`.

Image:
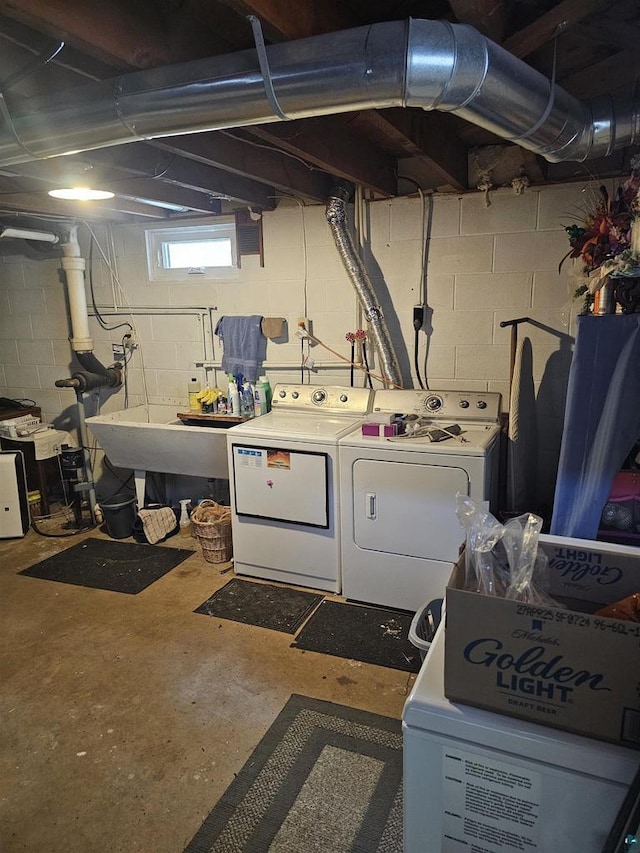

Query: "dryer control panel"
(372, 389), (501, 422)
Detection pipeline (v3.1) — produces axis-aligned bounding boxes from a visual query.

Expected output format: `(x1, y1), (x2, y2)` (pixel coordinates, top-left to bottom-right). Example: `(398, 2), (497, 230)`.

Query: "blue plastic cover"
(551, 315), (640, 538)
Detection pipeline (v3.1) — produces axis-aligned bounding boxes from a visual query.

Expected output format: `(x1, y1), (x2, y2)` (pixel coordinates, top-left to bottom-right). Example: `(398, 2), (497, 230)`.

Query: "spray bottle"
(179, 499), (192, 537)
(241, 381), (255, 418)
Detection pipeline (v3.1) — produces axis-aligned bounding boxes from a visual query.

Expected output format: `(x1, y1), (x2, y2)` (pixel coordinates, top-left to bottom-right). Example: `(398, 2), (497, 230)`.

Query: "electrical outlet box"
(124, 334), (137, 350)
(112, 343), (125, 358)
(297, 317), (312, 335)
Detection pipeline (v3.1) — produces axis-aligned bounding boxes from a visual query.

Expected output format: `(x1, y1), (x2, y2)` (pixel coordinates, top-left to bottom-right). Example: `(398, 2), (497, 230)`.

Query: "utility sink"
(86, 404), (230, 506)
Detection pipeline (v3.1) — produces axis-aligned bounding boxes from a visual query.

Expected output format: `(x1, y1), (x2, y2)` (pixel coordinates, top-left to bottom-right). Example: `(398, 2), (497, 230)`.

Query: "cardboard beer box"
(444, 534), (640, 747)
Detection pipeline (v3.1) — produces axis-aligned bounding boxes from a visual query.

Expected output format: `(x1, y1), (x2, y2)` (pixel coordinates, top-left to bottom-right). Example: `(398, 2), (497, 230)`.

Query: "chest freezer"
(403, 625), (640, 853)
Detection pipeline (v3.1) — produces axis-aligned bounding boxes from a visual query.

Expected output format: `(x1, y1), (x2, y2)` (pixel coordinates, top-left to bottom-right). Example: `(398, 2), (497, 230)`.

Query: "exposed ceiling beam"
(558, 50), (640, 99)
(572, 18), (640, 53)
(0, 0), (384, 198)
(152, 134), (333, 203)
(502, 0), (613, 58)
(223, 0), (468, 192)
(0, 157), (224, 215)
(242, 119), (398, 197)
(220, 0), (353, 41)
(346, 109), (468, 192)
(104, 178), (223, 215)
(0, 184), (166, 220)
(0, 0), (230, 68)
(448, 0), (507, 42)
(81, 146), (277, 210)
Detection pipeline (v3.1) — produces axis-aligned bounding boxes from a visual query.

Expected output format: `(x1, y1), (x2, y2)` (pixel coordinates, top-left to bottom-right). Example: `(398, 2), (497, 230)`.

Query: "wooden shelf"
(176, 412), (246, 427)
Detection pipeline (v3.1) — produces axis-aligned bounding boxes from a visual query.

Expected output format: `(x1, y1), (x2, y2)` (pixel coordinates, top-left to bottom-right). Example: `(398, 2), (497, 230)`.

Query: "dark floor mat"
(19, 537), (193, 594)
(291, 600), (421, 672)
(194, 578), (324, 634)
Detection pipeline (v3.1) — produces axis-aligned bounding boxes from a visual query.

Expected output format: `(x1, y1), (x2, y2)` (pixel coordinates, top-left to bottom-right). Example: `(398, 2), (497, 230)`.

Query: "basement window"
(145, 221), (238, 281)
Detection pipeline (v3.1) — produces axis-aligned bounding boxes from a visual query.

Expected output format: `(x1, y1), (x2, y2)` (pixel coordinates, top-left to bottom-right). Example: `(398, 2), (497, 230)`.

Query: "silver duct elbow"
(326, 187), (402, 389)
(0, 19), (637, 169)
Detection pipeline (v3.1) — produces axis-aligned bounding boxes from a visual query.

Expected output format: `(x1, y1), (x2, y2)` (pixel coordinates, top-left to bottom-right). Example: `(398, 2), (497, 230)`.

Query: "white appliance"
(226, 384), (371, 592)
(403, 624), (639, 853)
(338, 389), (501, 611)
(0, 451), (30, 538)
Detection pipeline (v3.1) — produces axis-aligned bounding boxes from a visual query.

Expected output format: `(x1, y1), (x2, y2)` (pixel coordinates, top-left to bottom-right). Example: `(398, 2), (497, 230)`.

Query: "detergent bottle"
(254, 375), (271, 416)
(187, 377), (201, 412)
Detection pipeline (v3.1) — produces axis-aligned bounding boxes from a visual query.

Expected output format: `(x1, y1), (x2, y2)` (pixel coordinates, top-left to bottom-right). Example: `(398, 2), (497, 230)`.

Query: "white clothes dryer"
(226, 384), (371, 593)
(338, 389), (501, 611)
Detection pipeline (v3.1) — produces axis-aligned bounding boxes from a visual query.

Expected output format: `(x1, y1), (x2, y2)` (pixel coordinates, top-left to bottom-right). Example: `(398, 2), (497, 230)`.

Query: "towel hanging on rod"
(215, 315), (266, 382)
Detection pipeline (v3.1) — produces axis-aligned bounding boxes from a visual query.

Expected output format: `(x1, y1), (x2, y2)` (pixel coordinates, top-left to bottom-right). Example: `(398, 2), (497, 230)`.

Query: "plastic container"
(100, 493), (136, 539)
(178, 499), (192, 538)
(228, 376), (241, 416)
(408, 598), (443, 660)
(259, 375), (272, 412)
(188, 377), (201, 412)
(240, 382), (254, 418)
(254, 376), (271, 416)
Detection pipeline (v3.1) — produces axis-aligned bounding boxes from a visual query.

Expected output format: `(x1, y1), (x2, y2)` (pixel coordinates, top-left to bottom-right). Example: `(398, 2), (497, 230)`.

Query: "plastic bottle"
(188, 377), (201, 412)
(179, 499), (192, 537)
(241, 382), (255, 418)
(259, 375), (272, 412)
(228, 375), (241, 416)
(254, 376), (270, 416)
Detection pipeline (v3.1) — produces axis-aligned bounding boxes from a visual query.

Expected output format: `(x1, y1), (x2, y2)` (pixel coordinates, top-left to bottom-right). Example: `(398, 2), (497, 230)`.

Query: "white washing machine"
(338, 389), (501, 611)
(403, 624), (639, 853)
(226, 384), (371, 593)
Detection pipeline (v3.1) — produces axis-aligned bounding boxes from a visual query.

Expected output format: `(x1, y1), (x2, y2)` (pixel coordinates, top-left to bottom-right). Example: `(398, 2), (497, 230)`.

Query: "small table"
(0, 429), (72, 515)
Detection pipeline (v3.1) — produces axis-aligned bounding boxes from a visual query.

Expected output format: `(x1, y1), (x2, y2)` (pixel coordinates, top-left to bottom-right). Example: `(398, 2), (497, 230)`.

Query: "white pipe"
(60, 226), (93, 352)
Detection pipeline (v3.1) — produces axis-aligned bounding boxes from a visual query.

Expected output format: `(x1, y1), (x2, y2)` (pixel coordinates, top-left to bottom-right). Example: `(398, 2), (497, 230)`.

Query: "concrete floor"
(0, 524), (415, 853)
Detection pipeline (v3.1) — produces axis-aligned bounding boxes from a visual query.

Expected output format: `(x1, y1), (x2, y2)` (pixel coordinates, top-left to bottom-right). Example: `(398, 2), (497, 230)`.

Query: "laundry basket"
(190, 500), (233, 563)
(408, 598), (443, 661)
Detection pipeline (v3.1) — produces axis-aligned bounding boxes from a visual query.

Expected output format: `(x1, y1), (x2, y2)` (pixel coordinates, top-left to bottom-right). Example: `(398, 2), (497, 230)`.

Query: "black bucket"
(100, 493), (136, 539)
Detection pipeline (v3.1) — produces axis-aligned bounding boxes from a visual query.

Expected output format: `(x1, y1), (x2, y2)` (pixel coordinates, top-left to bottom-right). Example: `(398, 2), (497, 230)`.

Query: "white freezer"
(403, 625), (640, 853)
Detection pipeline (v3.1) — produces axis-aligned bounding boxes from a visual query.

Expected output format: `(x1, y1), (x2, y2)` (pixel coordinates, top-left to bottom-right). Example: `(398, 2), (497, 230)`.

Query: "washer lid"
(402, 625), (636, 778)
(227, 411), (366, 442)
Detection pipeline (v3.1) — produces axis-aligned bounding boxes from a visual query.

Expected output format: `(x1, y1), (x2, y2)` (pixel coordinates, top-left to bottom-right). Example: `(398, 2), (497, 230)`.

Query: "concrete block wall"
(0, 181), (589, 510)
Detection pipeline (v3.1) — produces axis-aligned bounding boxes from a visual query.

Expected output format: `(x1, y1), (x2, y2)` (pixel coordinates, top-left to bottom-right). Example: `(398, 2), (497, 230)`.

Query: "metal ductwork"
(326, 186), (402, 388)
(0, 19), (638, 169)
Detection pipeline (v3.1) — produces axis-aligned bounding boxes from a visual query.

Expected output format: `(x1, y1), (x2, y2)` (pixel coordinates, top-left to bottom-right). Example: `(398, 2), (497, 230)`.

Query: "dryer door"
(352, 459), (469, 561)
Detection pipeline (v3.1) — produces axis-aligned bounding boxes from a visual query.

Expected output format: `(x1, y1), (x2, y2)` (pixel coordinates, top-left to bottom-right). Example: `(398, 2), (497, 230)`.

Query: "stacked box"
(444, 535), (640, 747)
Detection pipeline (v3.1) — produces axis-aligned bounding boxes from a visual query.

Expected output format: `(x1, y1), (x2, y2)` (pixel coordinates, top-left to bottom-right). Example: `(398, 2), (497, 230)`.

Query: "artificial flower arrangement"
(561, 154), (640, 310)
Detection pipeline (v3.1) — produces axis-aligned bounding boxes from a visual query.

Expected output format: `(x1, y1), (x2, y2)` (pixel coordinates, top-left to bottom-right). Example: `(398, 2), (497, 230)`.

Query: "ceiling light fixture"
(0, 226), (59, 243)
(48, 187), (115, 201)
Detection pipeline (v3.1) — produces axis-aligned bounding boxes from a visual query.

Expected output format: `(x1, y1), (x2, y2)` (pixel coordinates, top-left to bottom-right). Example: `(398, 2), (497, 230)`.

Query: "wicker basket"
(190, 500), (233, 563)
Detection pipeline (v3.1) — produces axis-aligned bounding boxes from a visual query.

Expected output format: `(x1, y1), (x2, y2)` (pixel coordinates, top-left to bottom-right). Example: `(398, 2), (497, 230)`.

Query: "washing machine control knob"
(476, 400), (487, 409)
(340, 394), (348, 403)
(312, 389), (327, 404)
(279, 390), (286, 398)
(424, 395), (443, 412)
(459, 400), (470, 408)
(291, 391), (299, 399)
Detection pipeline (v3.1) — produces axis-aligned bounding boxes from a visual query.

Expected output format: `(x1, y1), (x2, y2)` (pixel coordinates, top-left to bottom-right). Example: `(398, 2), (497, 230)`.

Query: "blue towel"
(215, 315), (266, 383)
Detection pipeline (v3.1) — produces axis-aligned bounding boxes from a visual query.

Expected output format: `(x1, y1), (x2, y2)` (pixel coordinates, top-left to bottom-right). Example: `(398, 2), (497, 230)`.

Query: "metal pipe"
(0, 19), (636, 168)
(326, 186), (402, 388)
(76, 390), (97, 522)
